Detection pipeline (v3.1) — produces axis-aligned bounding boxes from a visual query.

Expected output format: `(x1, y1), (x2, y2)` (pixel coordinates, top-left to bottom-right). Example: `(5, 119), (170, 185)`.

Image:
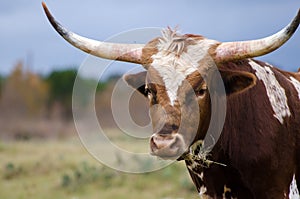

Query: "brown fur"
(125, 31), (300, 198)
(126, 58), (300, 198)
(141, 38), (159, 66)
(186, 59), (300, 198)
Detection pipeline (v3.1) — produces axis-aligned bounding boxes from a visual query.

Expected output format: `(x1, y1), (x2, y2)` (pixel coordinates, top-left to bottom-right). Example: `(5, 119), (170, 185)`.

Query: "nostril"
(150, 134), (185, 158)
(150, 134), (178, 151)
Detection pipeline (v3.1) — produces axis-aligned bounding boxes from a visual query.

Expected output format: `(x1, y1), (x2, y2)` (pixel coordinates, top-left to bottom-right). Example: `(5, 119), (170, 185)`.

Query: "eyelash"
(146, 89), (152, 97)
(145, 88), (157, 103)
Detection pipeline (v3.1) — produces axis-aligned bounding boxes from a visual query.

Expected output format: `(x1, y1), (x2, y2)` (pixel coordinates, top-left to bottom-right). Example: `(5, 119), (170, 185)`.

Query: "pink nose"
(150, 134), (186, 159)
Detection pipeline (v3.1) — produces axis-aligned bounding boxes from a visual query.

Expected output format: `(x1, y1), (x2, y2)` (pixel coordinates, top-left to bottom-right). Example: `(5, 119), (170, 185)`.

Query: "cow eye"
(196, 87), (207, 98)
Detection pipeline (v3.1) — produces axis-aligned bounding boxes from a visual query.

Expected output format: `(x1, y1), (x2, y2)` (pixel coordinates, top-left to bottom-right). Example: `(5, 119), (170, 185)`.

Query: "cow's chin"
(150, 146), (185, 160)
(149, 133), (187, 160)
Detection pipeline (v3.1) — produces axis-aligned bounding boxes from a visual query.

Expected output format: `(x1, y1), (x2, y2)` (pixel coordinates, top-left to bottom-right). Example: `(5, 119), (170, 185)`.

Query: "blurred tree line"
(0, 61), (107, 120)
(46, 69), (107, 118)
(0, 60), (149, 140)
(0, 61), (112, 140)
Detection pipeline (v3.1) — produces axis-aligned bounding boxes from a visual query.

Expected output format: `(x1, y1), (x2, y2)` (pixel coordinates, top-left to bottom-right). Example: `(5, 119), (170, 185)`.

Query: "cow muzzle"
(150, 133), (187, 159)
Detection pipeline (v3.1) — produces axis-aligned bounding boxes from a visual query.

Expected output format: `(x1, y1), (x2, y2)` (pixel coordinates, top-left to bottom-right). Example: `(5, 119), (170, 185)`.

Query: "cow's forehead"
(148, 29), (218, 105)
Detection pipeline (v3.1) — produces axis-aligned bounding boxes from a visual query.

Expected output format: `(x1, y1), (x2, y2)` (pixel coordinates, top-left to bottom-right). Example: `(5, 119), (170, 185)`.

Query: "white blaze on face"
(151, 29), (218, 106)
(290, 77), (300, 100)
(289, 174), (299, 199)
(249, 60), (291, 124)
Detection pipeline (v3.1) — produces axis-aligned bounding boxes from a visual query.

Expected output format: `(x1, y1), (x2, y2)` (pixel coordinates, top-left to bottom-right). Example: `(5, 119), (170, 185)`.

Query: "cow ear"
(123, 71), (147, 97)
(219, 69), (257, 96)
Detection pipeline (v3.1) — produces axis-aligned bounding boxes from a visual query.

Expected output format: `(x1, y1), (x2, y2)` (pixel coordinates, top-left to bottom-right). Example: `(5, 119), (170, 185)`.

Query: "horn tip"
(296, 8), (300, 18)
(42, 2), (48, 11)
(41, 1), (67, 38)
(286, 8), (300, 36)
(42, 1), (52, 21)
(42, 1), (53, 22)
(297, 8), (300, 19)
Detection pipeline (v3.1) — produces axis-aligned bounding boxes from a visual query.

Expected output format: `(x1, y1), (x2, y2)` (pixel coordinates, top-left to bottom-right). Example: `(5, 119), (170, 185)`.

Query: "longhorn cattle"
(42, 3), (300, 198)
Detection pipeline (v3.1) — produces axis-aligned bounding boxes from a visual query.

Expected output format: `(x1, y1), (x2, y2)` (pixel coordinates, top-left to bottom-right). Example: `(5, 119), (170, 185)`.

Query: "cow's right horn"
(214, 9), (300, 62)
(42, 2), (145, 64)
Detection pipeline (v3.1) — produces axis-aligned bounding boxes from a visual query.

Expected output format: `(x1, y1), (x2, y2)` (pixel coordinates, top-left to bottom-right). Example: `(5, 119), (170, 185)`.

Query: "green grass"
(0, 137), (199, 199)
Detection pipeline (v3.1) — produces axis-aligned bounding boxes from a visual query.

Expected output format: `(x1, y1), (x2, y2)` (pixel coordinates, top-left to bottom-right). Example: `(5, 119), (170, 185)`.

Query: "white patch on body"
(199, 172), (204, 180)
(265, 63), (274, 68)
(151, 29), (217, 106)
(289, 174), (299, 199)
(249, 60), (291, 124)
(199, 185), (207, 196)
(290, 77), (300, 100)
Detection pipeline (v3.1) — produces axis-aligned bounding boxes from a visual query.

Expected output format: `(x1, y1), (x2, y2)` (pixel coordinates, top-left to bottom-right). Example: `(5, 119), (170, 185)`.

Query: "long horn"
(42, 2), (145, 64)
(214, 9), (300, 62)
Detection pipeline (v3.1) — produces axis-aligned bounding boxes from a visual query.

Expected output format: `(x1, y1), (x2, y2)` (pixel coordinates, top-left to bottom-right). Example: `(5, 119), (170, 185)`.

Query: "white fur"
(199, 185), (207, 196)
(265, 63), (274, 68)
(199, 172), (204, 180)
(290, 77), (300, 100)
(249, 60), (291, 124)
(289, 174), (299, 199)
(151, 29), (217, 106)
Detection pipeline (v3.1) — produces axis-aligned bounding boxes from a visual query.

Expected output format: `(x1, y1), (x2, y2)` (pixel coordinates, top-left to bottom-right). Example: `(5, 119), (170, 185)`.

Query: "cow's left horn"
(42, 2), (145, 64)
(215, 9), (300, 62)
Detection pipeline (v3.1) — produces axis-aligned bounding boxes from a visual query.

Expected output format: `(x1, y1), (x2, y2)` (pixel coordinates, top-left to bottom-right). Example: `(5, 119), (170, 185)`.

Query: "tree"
(46, 69), (108, 119)
(0, 61), (49, 118)
(46, 69), (77, 119)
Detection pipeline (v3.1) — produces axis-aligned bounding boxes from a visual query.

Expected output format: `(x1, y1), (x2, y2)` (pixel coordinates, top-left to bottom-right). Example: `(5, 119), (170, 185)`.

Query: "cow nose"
(150, 134), (173, 150)
(150, 133), (186, 159)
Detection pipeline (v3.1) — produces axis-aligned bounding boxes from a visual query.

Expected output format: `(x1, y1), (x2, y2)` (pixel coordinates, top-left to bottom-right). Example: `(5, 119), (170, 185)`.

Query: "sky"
(0, 1), (300, 77)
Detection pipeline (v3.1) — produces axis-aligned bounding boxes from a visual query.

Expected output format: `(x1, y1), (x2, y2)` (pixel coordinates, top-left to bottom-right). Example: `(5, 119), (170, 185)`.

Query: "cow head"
(42, 3), (300, 159)
(123, 30), (257, 159)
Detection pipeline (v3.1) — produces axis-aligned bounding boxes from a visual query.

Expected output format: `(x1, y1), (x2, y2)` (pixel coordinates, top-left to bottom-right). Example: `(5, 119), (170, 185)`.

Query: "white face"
(145, 71), (207, 159)
(142, 29), (219, 159)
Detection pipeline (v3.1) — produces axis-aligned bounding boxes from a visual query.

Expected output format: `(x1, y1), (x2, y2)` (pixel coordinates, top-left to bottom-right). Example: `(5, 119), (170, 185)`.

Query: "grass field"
(0, 136), (199, 199)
